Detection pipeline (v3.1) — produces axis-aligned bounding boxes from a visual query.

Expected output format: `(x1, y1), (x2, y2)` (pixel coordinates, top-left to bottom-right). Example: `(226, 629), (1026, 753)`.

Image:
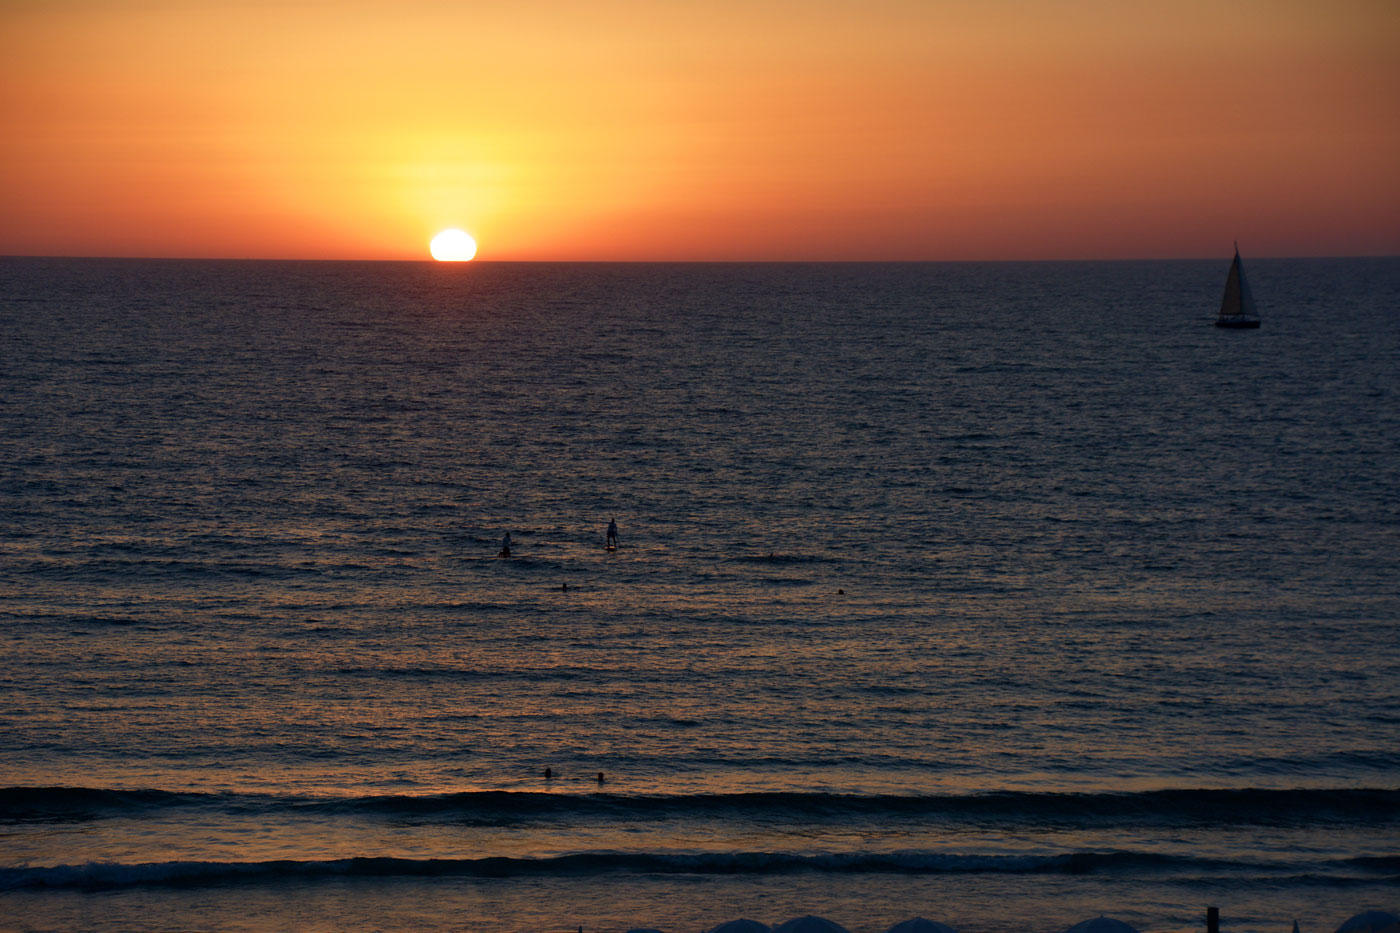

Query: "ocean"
(1, 257), (1397, 933)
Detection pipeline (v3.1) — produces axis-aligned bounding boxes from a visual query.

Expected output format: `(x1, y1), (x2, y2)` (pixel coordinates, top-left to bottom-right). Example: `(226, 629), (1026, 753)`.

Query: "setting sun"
(429, 229), (477, 262)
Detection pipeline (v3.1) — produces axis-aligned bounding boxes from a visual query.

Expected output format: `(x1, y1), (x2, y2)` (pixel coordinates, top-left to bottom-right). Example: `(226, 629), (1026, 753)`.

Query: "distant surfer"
(606, 518), (618, 550)
(499, 531), (512, 558)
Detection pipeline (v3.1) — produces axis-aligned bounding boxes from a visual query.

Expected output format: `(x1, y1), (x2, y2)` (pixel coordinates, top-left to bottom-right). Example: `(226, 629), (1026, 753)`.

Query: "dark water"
(1, 258), (1397, 932)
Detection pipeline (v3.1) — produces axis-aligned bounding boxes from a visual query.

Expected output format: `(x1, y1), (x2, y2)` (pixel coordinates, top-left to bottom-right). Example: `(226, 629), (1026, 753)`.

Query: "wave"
(725, 554), (839, 565)
(0, 850), (1243, 891)
(4, 786), (1397, 828)
(0, 786), (208, 820)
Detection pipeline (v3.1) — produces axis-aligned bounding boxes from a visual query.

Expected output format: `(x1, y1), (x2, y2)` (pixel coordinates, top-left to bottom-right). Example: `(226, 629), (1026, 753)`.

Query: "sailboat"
(1215, 242), (1260, 328)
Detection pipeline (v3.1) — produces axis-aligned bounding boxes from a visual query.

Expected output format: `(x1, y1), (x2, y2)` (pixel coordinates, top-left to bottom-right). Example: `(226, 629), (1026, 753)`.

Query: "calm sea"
(1, 258), (1397, 933)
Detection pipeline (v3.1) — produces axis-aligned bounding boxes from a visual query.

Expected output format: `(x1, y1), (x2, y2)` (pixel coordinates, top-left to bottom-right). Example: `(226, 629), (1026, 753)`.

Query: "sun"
(429, 228), (477, 262)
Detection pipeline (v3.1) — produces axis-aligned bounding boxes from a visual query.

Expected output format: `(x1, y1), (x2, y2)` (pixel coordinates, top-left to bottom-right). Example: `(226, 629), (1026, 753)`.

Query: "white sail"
(1237, 253), (1257, 317)
(1216, 244), (1259, 325)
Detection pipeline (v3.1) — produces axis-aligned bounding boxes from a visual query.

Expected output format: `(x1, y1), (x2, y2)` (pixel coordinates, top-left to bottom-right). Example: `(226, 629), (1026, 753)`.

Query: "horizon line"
(5, 252), (1399, 264)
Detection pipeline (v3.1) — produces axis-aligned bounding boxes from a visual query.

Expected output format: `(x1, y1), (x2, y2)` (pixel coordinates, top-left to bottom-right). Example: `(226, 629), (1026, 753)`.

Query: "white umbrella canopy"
(1063, 919), (1141, 933)
(886, 918), (958, 933)
(707, 921), (771, 933)
(1335, 912), (1400, 933)
(771, 917), (852, 933)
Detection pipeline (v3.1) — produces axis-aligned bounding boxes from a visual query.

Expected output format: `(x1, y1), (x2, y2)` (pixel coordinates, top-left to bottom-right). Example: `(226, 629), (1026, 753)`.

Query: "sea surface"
(1, 258), (1397, 933)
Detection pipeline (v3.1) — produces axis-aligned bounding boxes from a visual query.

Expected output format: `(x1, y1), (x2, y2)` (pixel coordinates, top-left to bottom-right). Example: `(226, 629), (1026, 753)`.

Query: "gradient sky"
(2, 0), (1397, 260)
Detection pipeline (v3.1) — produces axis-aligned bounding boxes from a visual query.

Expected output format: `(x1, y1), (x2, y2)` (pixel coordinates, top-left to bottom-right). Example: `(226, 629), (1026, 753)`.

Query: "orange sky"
(2, 0), (1397, 260)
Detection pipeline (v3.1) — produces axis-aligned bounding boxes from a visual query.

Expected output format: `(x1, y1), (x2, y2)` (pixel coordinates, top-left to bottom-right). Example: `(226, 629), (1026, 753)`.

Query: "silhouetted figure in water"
(498, 531), (511, 558)
(597, 772), (605, 784)
(606, 518), (618, 549)
(544, 767), (552, 780)
(561, 583), (568, 592)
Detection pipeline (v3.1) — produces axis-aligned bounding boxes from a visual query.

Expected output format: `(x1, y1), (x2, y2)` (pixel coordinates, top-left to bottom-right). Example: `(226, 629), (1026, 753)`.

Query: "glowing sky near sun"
(1, 0), (1397, 260)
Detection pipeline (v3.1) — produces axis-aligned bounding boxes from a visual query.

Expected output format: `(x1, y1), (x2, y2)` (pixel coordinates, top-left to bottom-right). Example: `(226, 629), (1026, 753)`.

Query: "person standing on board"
(606, 518), (619, 550)
(499, 531), (512, 558)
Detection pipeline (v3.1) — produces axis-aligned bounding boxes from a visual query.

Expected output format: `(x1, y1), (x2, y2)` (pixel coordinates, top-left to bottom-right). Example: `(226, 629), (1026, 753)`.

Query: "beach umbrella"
(771, 917), (852, 933)
(1335, 913), (1400, 933)
(1062, 919), (1141, 933)
(707, 921), (770, 933)
(886, 918), (958, 933)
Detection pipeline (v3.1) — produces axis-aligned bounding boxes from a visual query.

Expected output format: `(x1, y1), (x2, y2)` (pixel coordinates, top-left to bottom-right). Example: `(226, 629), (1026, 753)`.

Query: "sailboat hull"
(1214, 318), (1261, 329)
